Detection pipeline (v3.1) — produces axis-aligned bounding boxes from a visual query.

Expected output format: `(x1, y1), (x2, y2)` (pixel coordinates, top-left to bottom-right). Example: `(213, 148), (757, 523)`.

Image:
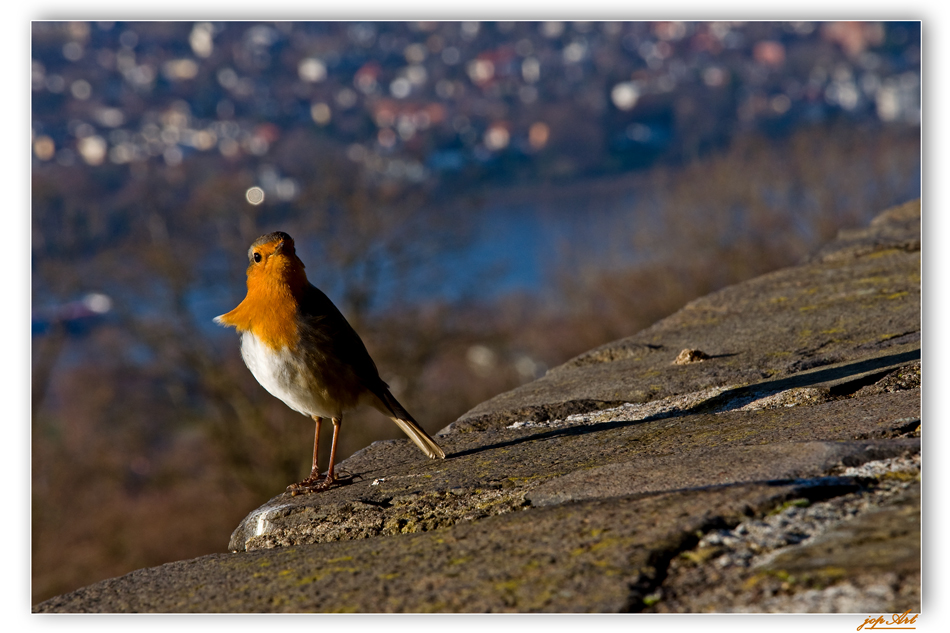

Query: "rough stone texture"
(37, 483), (810, 613)
(647, 458), (921, 613)
(34, 199), (921, 613)
(525, 438), (919, 507)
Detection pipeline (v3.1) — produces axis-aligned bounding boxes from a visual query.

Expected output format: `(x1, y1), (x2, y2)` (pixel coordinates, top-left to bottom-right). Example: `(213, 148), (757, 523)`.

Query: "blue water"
(421, 182), (645, 304)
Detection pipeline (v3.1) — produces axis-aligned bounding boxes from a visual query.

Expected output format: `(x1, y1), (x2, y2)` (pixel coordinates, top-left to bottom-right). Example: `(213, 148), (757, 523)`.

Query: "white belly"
(240, 332), (341, 419)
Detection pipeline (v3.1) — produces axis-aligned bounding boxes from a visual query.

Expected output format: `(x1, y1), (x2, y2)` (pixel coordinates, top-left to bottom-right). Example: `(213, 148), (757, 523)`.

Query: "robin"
(215, 231), (445, 494)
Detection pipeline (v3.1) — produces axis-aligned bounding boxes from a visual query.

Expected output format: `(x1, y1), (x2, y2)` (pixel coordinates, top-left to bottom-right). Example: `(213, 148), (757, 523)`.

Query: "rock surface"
(35, 200), (921, 613)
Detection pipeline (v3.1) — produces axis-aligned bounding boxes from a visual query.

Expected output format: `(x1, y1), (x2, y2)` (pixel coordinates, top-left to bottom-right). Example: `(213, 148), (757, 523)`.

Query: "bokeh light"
(528, 122), (550, 150)
(298, 58), (327, 82)
(77, 135), (106, 165)
(33, 135), (55, 160)
(245, 186), (265, 205)
(310, 102), (332, 125)
(611, 81), (640, 110)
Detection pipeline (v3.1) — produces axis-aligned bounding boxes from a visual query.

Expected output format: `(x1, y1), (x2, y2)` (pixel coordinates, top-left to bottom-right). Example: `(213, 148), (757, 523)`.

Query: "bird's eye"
(253, 252), (262, 263)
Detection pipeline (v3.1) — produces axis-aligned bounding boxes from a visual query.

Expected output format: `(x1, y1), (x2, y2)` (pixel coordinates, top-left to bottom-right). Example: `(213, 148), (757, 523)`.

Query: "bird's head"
(214, 232), (308, 335)
(245, 231), (308, 293)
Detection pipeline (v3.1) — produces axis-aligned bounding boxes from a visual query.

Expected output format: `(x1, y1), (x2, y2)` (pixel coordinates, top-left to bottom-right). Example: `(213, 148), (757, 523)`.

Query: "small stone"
(673, 349), (711, 365)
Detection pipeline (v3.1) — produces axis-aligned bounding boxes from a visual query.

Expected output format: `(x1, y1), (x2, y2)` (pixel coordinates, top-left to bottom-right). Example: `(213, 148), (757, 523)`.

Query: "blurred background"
(31, 20), (920, 604)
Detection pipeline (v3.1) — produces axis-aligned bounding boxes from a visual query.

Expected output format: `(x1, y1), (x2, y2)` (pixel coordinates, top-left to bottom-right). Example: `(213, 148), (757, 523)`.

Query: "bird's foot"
(287, 473), (334, 496)
(285, 469), (358, 495)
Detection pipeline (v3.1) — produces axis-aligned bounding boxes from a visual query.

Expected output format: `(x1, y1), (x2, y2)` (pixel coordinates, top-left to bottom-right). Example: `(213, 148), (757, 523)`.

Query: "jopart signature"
(857, 610), (919, 630)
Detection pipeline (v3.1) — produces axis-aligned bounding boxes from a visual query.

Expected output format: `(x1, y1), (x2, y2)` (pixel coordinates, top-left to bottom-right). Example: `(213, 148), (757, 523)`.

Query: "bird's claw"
(287, 474), (334, 495)
(285, 470), (359, 495)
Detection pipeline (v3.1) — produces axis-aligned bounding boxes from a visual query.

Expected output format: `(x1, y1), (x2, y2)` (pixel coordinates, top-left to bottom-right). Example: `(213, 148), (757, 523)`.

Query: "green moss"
(880, 470), (919, 482)
(592, 560), (623, 576)
(768, 569), (795, 583)
(768, 498), (810, 515)
(864, 248), (908, 260)
(813, 566), (848, 583)
(742, 572), (769, 590)
(494, 580), (521, 593)
(679, 546), (724, 565)
(295, 566), (359, 586)
(857, 275), (891, 285)
(507, 473), (557, 484)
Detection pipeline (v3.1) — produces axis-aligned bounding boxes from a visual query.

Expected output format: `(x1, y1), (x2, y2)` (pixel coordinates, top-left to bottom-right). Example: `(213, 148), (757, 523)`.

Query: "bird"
(215, 231), (445, 494)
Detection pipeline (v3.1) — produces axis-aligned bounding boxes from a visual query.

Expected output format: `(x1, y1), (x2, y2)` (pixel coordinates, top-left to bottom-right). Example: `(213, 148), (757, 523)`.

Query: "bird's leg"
(287, 416), (327, 493)
(325, 416), (342, 484)
(287, 416), (345, 494)
(310, 415), (323, 479)
(308, 415), (322, 480)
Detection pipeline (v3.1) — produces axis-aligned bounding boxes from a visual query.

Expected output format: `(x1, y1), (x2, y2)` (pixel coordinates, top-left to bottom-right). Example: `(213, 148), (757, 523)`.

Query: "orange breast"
(216, 279), (299, 351)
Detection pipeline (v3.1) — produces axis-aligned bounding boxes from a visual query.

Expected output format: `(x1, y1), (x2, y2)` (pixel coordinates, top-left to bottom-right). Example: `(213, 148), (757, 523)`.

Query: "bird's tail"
(376, 390), (445, 460)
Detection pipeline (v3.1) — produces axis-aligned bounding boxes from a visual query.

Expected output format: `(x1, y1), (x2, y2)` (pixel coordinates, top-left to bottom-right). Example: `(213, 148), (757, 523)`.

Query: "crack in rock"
(506, 386), (729, 430)
(642, 454), (920, 613)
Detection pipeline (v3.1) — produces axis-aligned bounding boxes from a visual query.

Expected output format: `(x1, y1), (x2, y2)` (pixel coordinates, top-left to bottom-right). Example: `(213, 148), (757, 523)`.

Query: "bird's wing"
(296, 283), (387, 391)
